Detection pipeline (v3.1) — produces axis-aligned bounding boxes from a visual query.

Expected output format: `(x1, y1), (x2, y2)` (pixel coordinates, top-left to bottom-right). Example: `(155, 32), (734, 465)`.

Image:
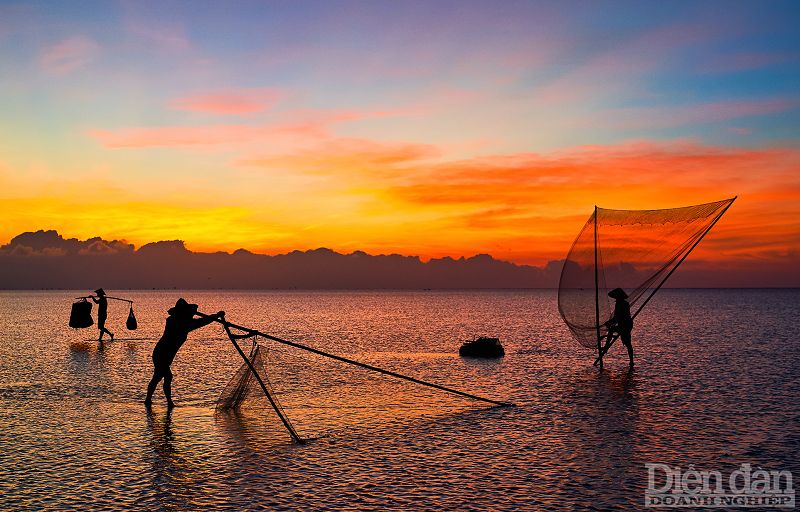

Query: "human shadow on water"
(147, 407), (177, 459)
(69, 338), (142, 358)
(598, 366), (638, 400)
(561, 366), (640, 438)
(68, 339), (110, 376)
(69, 341), (102, 353)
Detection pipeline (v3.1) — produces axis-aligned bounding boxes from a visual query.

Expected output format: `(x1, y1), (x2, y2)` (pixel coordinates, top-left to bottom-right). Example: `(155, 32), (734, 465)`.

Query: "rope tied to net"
(216, 315), (305, 444)
(202, 311), (514, 408)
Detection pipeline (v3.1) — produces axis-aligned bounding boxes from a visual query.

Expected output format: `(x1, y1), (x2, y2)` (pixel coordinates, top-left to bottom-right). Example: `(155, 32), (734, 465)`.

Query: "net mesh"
(558, 198), (735, 348)
(216, 342), (267, 410)
(216, 339), (304, 442)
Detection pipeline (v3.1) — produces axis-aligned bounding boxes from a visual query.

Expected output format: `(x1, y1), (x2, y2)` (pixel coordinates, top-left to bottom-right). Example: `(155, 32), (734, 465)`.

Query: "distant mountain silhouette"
(0, 230), (563, 289)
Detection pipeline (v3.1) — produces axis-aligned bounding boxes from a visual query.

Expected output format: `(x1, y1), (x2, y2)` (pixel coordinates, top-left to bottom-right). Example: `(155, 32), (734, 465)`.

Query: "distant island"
(0, 230), (563, 290)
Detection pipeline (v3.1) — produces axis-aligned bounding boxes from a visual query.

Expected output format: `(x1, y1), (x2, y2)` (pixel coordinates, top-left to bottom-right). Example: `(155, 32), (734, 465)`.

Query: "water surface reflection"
(0, 289), (797, 510)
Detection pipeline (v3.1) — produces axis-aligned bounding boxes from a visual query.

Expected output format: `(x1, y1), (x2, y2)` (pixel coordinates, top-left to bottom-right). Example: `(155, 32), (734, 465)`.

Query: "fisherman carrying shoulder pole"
(82, 289), (136, 343)
(90, 288), (113, 342)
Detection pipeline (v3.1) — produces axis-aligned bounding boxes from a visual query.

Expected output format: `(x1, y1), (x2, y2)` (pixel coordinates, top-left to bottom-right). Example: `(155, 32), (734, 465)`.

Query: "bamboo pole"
(595, 206), (603, 369)
(219, 322), (305, 444)
(75, 295), (133, 303)
(198, 312), (514, 408)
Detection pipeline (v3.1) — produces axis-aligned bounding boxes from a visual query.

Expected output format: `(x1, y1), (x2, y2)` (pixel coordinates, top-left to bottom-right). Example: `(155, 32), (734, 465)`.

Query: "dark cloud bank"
(0, 230), (563, 290)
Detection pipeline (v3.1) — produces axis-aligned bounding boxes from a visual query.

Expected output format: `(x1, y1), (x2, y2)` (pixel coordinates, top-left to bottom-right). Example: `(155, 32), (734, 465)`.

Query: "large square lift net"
(558, 198), (735, 351)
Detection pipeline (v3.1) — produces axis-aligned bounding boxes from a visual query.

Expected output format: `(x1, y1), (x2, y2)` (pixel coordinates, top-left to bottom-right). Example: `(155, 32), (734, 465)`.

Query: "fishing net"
(213, 315), (512, 443)
(558, 198), (735, 348)
(216, 337), (304, 442)
(216, 342), (267, 410)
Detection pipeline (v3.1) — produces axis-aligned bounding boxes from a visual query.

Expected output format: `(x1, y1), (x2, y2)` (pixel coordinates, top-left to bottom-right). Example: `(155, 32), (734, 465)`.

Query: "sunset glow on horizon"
(1, 1), (799, 278)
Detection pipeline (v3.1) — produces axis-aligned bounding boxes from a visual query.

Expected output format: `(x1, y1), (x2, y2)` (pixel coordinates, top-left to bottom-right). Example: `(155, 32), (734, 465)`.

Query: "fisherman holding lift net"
(557, 197), (736, 368)
(602, 288), (633, 367)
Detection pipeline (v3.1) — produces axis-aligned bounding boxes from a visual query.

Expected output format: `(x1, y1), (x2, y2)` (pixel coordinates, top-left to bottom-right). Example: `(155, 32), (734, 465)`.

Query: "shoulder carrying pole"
(74, 295), (133, 303)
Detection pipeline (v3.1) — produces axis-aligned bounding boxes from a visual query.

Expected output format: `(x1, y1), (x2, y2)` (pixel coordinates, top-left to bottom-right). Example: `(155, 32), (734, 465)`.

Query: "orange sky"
(1, 2), (799, 279)
(2, 140), (798, 269)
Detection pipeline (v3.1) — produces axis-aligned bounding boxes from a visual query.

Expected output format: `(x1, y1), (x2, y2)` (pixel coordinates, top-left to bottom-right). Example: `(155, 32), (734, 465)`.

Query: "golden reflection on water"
(69, 341), (99, 353)
(0, 289), (798, 510)
(148, 408), (176, 452)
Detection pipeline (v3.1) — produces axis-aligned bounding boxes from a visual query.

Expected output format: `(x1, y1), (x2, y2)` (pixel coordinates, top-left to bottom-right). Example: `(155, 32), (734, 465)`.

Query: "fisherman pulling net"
(558, 197), (736, 367)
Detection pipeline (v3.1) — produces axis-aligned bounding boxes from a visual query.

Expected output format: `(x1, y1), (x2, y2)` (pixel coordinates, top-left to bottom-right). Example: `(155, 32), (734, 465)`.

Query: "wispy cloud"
(169, 87), (291, 114)
(87, 123), (329, 150)
(272, 106), (428, 124)
(701, 51), (800, 74)
(41, 36), (100, 74)
(122, 6), (191, 53)
(235, 138), (441, 176)
(86, 105), (426, 152)
(530, 23), (712, 105)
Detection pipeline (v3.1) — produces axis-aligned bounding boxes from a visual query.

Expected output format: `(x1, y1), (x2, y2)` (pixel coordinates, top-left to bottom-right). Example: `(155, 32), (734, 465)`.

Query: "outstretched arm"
(188, 311), (225, 332)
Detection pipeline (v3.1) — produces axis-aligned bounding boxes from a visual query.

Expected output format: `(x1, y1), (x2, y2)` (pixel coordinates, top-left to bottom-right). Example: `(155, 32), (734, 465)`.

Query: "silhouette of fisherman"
(603, 287), (634, 367)
(145, 299), (225, 408)
(90, 288), (113, 342)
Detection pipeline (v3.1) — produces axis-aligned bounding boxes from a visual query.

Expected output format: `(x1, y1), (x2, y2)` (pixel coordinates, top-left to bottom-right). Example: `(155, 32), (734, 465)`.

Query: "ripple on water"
(0, 289), (798, 510)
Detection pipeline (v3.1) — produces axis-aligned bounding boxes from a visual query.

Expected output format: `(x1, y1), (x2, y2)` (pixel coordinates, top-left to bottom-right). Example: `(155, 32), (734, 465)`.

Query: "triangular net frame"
(216, 334), (304, 443)
(212, 317), (512, 444)
(558, 198), (735, 350)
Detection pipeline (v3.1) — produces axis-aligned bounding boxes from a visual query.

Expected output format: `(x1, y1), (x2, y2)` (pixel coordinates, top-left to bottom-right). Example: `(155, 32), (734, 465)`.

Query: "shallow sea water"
(1, 289), (798, 510)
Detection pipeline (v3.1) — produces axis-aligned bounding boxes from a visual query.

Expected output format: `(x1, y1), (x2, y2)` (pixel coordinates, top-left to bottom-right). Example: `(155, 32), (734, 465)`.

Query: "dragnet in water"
(216, 335), (305, 443)
(213, 316), (512, 444)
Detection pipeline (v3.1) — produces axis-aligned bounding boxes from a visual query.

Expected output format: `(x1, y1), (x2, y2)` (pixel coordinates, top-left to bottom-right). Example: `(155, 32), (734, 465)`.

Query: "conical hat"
(608, 287), (628, 299)
(168, 298), (198, 316)
(95, 288), (106, 295)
